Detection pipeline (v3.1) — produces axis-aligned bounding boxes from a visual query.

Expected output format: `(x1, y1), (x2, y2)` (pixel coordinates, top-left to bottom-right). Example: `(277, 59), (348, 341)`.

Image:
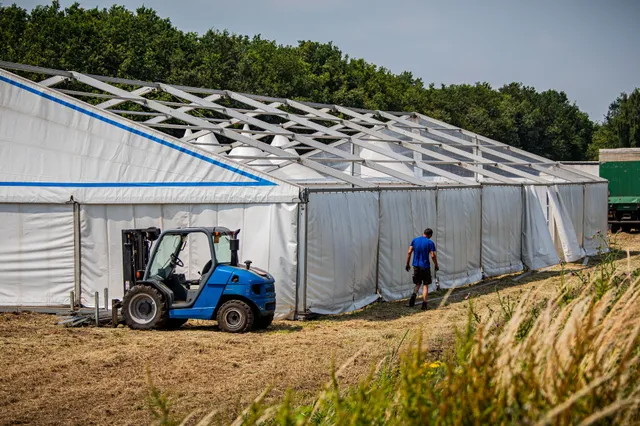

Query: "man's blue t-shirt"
(411, 236), (436, 269)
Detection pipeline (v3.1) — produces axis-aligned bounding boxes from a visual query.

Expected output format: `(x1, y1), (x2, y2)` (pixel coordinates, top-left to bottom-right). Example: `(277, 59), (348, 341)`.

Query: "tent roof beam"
(0, 60), (596, 188)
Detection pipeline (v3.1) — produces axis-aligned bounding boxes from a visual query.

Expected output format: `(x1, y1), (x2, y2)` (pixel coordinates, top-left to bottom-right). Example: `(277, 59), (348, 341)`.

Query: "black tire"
(216, 300), (254, 333)
(122, 285), (168, 330)
(252, 314), (274, 330)
(611, 223), (621, 233)
(165, 318), (188, 329)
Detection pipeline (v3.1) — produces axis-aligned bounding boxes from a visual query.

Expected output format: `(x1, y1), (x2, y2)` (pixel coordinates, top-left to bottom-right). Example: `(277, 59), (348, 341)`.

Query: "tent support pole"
(434, 187), (439, 286)
(374, 189), (382, 296)
(294, 194), (309, 319)
(520, 185), (526, 269)
(72, 199), (82, 307)
(303, 200), (309, 315)
(480, 187), (485, 278)
(582, 184), (587, 249)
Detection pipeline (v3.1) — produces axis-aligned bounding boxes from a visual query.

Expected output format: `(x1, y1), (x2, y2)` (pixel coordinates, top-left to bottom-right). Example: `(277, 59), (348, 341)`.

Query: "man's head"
(424, 228), (433, 238)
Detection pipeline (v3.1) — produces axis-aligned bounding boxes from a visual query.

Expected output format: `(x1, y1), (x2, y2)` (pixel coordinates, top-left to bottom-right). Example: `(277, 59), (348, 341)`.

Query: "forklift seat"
(165, 274), (188, 302)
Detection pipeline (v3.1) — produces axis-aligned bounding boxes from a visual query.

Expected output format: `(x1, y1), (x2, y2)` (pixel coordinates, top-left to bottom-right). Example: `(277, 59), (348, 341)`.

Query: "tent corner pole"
(479, 186), (484, 279)
(294, 197), (309, 320)
(71, 199), (82, 307)
(374, 188), (382, 295)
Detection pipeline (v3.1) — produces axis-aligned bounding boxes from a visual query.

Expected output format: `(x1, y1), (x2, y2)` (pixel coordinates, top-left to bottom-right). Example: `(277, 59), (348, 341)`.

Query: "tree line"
(1, 1), (637, 160)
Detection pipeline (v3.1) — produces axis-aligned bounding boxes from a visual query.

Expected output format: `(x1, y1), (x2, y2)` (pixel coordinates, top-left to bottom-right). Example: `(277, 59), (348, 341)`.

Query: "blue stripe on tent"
(0, 74), (277, 188)
(0, 181), (271, 188)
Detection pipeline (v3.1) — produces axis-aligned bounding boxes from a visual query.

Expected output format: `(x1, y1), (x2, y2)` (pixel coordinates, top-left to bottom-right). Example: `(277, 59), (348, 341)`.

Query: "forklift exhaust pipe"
(230, 229), (241, 267)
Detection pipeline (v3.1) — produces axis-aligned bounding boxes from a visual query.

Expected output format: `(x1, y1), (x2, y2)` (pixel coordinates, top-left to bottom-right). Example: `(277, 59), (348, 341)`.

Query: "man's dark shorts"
(412, 266), (432, 285)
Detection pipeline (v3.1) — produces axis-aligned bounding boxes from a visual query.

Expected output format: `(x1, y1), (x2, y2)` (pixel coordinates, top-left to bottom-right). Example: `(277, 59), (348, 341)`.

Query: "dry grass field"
(1, 232), (638, 425)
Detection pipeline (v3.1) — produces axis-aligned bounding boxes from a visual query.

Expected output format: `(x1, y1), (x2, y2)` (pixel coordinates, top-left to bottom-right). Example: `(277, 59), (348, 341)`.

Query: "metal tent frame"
(0, 61), (604, 189)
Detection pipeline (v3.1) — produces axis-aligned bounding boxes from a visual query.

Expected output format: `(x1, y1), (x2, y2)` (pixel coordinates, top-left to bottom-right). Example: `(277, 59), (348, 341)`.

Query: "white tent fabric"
(269, 135), (325, 181)
(535, 186), (549, 222)
(0, 67), (612, 318)
(228, 146), (272, 172)
(436, 188), (482, 287)
(548, 186), (584, 262)
(305, 191), (379, 314)
(378, 190), (437, 300)
(358, 136), (415, 178)
(522, 186), (559, 270)
(481, 186), (524, 276)
(0, 70), (299, 204)
(557, 185), (585, 248)
(80, 203), (298, 318)
(195, 131), (221, 150)
(0, 204), (75, 306)
(583, 183), (609, 256)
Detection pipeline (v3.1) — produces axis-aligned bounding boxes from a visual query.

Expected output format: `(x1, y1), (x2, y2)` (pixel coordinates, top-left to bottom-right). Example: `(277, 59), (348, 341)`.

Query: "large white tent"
(0, 62), (608, 318)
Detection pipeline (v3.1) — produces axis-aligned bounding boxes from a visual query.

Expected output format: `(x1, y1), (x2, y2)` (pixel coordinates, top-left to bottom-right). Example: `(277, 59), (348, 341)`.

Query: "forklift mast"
(121, 227), (161, 293)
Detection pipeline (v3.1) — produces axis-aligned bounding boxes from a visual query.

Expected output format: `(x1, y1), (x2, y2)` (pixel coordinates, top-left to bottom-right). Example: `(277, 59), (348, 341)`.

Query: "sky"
(12, 0), (640, 121)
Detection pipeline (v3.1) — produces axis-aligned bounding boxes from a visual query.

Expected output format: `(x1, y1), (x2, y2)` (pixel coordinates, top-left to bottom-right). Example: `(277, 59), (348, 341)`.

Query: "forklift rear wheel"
(217, 300), (254, 333)
(122, 285), (168, 330)
(252, 314), (274, 330)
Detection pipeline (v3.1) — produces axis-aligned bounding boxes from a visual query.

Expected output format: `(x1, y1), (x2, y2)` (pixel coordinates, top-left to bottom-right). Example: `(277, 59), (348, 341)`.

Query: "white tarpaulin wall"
(305, 191), (379, 314)
(436, 188), (482, 287)
(522, 186), (559, 270)
(80, 203), (298, 319)
(558, 185), (585, 248)
(583, 183), (609, 256)
(548, 186), (585, 262)
(0, 69), (299, 204)
(378, 190), (437, 300)
(0, 68), (302, 317)
(0, 204), (75, 306)
(0, 68), (612, 316)
(481, 186), (524, 277)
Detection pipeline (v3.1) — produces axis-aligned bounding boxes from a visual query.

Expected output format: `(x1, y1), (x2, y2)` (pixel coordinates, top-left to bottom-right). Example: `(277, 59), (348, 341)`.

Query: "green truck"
(600, 148), (640, 233)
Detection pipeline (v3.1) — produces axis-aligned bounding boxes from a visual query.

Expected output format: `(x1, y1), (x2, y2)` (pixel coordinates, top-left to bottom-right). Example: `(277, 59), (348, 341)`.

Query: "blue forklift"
(120, 227), (276, 332)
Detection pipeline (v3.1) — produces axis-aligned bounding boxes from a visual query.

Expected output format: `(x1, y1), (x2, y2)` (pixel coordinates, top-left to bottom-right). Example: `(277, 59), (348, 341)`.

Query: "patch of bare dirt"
(0, 232), (638, 425)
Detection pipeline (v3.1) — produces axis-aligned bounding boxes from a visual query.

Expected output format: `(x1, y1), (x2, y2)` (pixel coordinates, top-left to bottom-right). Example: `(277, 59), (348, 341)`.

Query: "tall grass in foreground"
(150, 251), (640, 425)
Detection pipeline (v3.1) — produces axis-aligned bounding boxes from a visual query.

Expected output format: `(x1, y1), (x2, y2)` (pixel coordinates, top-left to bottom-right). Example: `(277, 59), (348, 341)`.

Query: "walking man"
(405, 228), (439, 310)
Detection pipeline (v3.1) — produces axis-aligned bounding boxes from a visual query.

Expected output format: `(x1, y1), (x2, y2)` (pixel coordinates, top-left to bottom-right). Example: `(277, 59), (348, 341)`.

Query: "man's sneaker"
(408, 293), (417, 307)
(421, 301), (428, 311)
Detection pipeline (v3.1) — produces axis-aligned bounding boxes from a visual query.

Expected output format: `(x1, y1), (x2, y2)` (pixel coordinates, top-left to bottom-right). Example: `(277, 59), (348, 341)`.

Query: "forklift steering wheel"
(170, 253), (184, 268)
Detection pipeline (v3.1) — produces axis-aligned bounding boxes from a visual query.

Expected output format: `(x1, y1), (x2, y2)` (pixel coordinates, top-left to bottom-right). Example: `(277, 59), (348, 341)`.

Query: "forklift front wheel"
(122, 285), (168, 330)
(216, 300), (254, 333)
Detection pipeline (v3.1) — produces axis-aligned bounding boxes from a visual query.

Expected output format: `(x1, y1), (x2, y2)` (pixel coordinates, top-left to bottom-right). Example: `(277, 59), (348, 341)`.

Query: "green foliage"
(145, 369), (177, 426)
(588, 89), (640, 159)
(145, 248), (640, 425)
(1, 1), (635, 161)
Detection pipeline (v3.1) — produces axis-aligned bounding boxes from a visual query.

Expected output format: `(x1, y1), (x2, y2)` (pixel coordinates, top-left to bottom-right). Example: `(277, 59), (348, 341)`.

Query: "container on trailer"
(600, 148), (640, 232)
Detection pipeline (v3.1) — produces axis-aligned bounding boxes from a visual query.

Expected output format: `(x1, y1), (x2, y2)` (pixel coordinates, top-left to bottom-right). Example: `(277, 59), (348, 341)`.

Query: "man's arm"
(431, 251), (439, 271)
(405, 246), (414, 271)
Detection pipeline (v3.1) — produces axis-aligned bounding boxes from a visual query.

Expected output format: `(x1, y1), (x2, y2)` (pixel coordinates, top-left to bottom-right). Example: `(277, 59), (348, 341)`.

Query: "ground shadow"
(305, 267), (580, 323)
(310, 236), (640, 324)
(605, 249), (640, 260)
(175, 321), (303, 334)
